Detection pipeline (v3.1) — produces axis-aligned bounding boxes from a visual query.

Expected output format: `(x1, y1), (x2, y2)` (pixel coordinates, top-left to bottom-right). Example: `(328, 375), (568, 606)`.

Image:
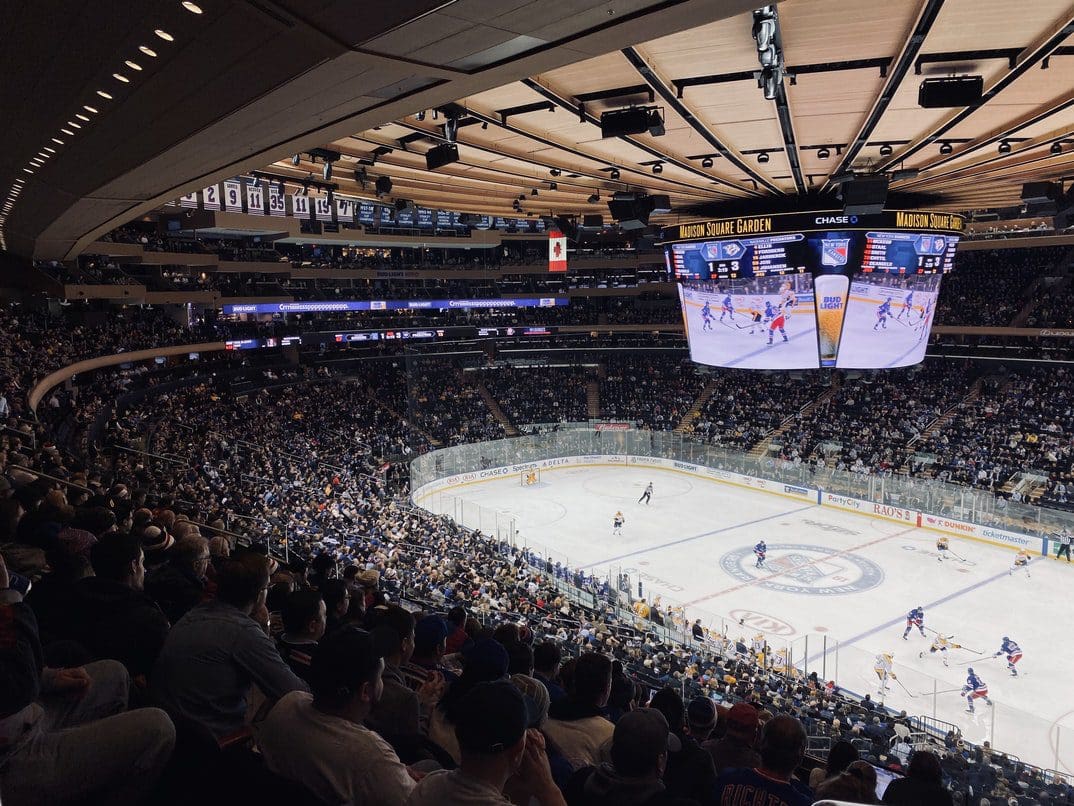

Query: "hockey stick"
(927, 687), (967, 695)
(892, 676), (917, 698)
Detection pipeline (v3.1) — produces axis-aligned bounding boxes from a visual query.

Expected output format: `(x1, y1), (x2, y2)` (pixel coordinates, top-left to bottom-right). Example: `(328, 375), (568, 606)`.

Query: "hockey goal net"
(520, 468), (541, 486)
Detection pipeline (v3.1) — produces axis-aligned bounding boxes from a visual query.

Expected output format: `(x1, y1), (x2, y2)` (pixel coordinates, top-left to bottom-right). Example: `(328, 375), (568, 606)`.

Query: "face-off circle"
(720, 543), (884, 595)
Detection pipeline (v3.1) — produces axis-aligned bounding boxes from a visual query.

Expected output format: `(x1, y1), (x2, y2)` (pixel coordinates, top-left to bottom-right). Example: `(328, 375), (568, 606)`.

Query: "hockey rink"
(422, 464), (1074, 772)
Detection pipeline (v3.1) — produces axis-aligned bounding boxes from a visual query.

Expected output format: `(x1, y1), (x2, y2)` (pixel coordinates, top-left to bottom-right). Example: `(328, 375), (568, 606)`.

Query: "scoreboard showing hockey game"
(662, 210), (964, 370)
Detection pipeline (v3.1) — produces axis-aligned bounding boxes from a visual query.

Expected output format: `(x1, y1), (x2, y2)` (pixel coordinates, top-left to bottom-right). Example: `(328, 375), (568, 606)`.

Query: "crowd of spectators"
(409, 362), (507, 445)
(599, 356), (706, 430)
(479, 366), (592, 426)
(935, 247), (1067, 327)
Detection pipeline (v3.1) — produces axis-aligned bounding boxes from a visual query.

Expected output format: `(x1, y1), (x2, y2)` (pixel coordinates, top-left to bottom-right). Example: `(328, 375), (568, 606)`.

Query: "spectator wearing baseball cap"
(257, 626), (417, 806)
(703, 702), (762, 774)
(649, 687), (718, 804)
(563, 707), (689, 806)
(404, 615), (457, 689)
(407, 680), (566, 806)
(714, 715), (813, 806)
(686, 696), (717, 743)
(429, 638), (510, 764)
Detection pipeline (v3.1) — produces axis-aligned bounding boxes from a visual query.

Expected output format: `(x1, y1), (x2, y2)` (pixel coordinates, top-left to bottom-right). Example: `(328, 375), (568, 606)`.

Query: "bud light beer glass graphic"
(813, 274), (850, 367)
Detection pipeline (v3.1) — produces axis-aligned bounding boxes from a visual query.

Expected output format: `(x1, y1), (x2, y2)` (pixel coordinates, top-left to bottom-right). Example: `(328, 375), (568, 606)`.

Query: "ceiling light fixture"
(291, 154), (301, 166)
(125, 60), (142, 71)
(550, 168), (561, 177)
(154, 29), (174, 41)
(549, 182), (558, 190)
(998, 140), (1012, 154)
(67, 121), (81, 129)
(757, 151), (771, 163)
(181, 1), (204, 13)
(97, 90), (113, 99)
(481, 121), (488, 130)
(60, 128), (74, 136)
(83, 105), (99, 114)
(652, 163), (663, 174)
(22, 168), (33, 174)
(51, 137), (64, 145)
(43, 146), (56, 153)
(879, 143), (893, 157)
(609, 168), (621, 180)
(587, 193), (600, 203)
(939, 141), (953, 155)
(701, 157), (714, 168)
(139, 45), (158, 57)
(1052, 142), (1064, 155)
(415, 110), (425, 121)
(817, 147), (831, 160)
(76, 113), (90, 121)
(113, 73), (130, 83)
(531, 188), (539, 196)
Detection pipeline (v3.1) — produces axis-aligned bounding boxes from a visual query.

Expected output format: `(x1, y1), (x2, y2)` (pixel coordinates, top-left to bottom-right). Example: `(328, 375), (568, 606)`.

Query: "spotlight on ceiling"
(531, 188), (539, 196)
(939, 142), (953, 155)
(550, 168), (561, 177)
(652, 163), (663, 174)
(415, 110), (425, 121)
(701, 157), (714, 168)
(549, 182), (558, 190)
(817, 147), (831, 160)
(518, 194), (526, 201)
(587, 193), (600, 204)
(322, 162), (332, 181)
(481, 121), (488, 130)
(291, 154), (301, 166)
(757, 151), (771, 164)
(609, 168), (621, 180)
(879, 143), (893, 157)
(998, 140), (1012, 154)
(1052, 142), (1064, 155)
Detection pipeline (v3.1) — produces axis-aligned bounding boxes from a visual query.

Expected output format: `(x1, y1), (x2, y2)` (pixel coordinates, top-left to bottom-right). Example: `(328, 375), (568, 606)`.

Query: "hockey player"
(750, 633), (767, 665)
(916, 298), (934, 341)
(919, 634), (956, 666)
(767, 305), (788, 346)
(638, 482), (653, 505)
(874, 298), (892, 330)
(749, 301), (766, 335)
(754, 539), (767, 569)
(896, 289), (914, 321)
(993, 637), (1022, 676)
(1010, 548), (1032, 578)
(700, 301), (714, 331)
(612, 511), (625, 536)
(779, 281), (796, 312)
(902, 606), (926, 640)
(963, 668), (993, 712)
(720, 292), (734, 322)
(873, 652), (895, 693)
(936, 536), (950, 562)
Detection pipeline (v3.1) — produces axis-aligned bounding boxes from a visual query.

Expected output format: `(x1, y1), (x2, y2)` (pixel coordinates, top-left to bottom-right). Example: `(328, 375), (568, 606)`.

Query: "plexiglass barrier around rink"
(410, 426), (1074, 775)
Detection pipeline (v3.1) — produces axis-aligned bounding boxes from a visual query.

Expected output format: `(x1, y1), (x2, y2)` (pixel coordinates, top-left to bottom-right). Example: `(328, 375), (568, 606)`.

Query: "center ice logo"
(719, 542), (884, 595)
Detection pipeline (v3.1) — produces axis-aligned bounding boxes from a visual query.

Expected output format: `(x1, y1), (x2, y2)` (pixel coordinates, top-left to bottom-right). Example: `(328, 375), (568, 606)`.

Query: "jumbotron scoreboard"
(660, 210), (965, 370)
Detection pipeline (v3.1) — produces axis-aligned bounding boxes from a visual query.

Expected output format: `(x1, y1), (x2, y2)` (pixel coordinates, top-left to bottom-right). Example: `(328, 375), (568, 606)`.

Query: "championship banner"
(268, 187), (286, 216)
(223, 180), (243, 213)
(548, 229), (567, 273)
(245, 185), (264, 215)
(314, 195), (333, 221)
(178, 191), (199, 209)
(292, 193), (311, 219)
(202, 184), (221, 211)
(336, 197), (353, 223)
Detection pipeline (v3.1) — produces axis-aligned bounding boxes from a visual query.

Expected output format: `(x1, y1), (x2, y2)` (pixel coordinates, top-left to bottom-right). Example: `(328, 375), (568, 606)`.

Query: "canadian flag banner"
(548, 229), (567, 273)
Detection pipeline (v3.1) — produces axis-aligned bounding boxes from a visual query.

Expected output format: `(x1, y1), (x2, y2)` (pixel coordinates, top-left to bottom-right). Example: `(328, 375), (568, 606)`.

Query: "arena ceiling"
(269, 0), (1074, 224)
(3, 1), (1074, 261)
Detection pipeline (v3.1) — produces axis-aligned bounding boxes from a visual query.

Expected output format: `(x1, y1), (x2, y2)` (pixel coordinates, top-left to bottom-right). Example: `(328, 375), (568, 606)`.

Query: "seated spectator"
(320, 577), (353, 632)
(813, 759), (879, 804)
(275, 589), (326, 683)
(150, 552), (308, 740)
(404, 614), (457, 689)
(703, 702), (762, 774)
(407, 680), (566, 806)
(0, 554), (176, 805)
(563, 707), (690, 806)
(649, 687), (718, 803)
(144, 534), (210, 624)
(68, 531), (170, 679)
(544, 651), (615, 770)
(686, 696), (717, 744)
(429, 637), (511, 764)
(368, 604), (444, 740)
(533, 640), (567, 704)
(881, 750), (953, 805)
(714, 715), (813, 806)
(809, 738), (859, 788)
(256, 626), (417, 805)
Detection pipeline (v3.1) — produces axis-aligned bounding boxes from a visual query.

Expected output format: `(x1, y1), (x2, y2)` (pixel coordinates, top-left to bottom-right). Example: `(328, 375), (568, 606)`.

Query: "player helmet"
(967, 667), (974, 674)
(1002, 636), (1008, 642)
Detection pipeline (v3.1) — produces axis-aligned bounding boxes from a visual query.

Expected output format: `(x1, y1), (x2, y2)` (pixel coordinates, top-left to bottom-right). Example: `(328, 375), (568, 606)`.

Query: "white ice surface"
(428, 464), (1074, 771)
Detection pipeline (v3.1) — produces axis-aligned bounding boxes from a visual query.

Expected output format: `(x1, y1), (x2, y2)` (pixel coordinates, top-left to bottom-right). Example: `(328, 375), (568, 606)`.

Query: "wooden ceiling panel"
(778, 0), (920, 65)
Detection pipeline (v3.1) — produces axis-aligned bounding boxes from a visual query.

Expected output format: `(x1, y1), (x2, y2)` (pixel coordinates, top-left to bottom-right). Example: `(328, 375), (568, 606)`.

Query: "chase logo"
(720, 543), (883, 595)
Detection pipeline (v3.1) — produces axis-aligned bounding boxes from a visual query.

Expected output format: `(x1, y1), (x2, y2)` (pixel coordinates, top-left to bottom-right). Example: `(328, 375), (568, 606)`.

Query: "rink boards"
(414, 454), (1051, 558)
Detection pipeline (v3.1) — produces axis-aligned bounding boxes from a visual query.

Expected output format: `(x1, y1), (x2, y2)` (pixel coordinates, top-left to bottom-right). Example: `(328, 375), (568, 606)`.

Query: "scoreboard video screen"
(663, 210), (963, 370)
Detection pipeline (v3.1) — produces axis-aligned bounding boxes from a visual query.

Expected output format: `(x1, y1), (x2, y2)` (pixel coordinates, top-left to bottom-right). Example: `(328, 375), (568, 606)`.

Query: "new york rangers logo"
(821, 238), (850, 267)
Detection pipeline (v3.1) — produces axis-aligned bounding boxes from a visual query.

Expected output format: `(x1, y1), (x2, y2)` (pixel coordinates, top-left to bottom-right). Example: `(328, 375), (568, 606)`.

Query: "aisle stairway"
(673, 375), (722, 433)
(898, 376), (989, 475)
(746, 378), (842, 458)
(472, 375), (520, 437)
(586, 378), (601, 418)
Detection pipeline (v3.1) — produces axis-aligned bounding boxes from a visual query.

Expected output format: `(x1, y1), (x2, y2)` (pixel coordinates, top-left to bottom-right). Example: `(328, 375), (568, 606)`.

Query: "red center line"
(682, 526), (918, 608)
